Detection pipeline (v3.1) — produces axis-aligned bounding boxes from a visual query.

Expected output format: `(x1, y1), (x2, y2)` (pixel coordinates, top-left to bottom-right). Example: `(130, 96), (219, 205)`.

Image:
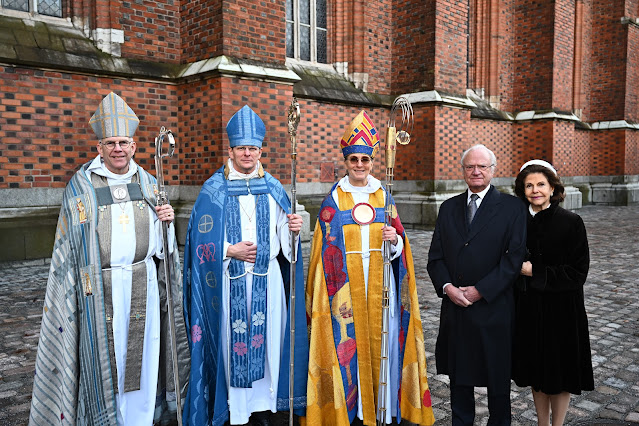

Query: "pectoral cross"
(119, 212), (129, 233)
(244, 225), (256, 241)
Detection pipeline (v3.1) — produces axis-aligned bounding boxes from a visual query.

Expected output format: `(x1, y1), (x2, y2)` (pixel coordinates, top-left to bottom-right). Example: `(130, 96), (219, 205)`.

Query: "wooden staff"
(154, 126), (182, 426)
(287, 98), (301, 426)
(377, 97), (413, 426)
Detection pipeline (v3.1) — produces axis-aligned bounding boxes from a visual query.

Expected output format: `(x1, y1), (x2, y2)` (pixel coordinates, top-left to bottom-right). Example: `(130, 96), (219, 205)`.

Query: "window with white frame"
(286, 0), (327, 63)
(1, 0), (62, 17)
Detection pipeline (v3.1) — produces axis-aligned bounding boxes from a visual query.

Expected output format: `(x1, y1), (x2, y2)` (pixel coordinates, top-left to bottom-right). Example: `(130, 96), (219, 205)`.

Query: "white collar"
(467, 184), (491, 202)
(529, 203), (551, 217)
(86, 155), (138, 183)
(337, 175), (382, 194)
(227, 158), (261, 181)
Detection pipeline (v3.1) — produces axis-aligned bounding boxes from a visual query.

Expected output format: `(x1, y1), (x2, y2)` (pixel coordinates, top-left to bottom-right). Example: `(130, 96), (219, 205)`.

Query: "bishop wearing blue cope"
(183, 105), (309, 425)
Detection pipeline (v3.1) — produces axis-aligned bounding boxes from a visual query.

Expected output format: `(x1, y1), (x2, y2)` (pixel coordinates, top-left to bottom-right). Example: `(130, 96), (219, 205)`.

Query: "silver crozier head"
(389, 97), (413, 146)
(155, 126), (175, 160)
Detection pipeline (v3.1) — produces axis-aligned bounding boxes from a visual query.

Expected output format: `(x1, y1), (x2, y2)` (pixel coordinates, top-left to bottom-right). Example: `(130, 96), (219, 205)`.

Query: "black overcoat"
(512, 202), (594, 395)
(427, 185), (527, 390)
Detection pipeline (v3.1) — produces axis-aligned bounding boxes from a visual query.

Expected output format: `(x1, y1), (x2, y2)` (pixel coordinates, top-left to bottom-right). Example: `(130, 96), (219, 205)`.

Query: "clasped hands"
(447, 285), (482, 307)
(227, 214), (303, 263)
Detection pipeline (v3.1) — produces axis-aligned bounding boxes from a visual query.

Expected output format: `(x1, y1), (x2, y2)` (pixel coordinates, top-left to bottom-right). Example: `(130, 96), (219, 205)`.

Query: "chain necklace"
(239, 194), (261, 241)
(239, 194), (261, 222)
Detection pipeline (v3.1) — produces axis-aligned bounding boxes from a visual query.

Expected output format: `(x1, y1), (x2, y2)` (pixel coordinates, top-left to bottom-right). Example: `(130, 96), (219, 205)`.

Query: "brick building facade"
(0, 0), (638, 261)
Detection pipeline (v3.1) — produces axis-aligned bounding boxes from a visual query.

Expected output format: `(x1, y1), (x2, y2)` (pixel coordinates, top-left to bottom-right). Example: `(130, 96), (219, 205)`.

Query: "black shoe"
(250, 410), (271, 426)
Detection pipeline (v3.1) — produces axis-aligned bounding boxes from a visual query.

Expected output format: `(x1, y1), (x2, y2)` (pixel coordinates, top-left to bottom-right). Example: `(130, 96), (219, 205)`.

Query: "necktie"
(467, 193), (479, 226)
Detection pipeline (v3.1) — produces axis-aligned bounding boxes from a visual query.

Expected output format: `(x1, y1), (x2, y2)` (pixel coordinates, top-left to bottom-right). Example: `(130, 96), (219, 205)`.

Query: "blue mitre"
(226, 105), (265, 148)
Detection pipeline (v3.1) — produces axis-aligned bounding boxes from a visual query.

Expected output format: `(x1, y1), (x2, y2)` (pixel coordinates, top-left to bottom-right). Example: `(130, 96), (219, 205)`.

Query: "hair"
(460, 144), (497, 168)
(514, 164), (566, 204)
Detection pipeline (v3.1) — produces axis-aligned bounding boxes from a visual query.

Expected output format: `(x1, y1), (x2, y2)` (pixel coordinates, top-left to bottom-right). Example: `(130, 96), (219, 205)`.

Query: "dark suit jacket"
(427, 185), (527, 390)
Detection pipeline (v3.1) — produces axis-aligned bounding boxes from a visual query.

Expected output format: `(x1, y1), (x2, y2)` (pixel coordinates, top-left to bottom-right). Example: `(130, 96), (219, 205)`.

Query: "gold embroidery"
(83, 272), (93, 296)
(76, 198), (88, 224)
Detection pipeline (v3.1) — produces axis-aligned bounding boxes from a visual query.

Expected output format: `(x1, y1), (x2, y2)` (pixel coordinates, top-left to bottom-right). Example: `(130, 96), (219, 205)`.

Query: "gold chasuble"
(305, 186), (434, 425)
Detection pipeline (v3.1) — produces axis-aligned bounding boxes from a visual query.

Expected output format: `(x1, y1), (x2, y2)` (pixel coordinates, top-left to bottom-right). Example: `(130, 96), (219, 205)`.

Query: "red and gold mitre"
(339, 110), (380, 158)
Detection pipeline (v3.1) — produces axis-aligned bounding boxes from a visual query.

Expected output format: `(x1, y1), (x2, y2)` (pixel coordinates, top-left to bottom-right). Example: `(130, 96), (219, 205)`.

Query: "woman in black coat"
(512, 160), (594, 426)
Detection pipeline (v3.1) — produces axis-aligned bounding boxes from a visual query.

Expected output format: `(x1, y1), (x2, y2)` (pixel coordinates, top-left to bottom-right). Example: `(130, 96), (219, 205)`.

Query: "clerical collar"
(338, 175), (382, 194)
(86, 155), (138, 183)
(226, 159), (263, 181)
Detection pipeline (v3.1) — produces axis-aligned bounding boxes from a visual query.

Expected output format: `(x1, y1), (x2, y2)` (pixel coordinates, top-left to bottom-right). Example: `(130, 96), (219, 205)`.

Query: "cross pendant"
(119, 212), (129, 233)
(244, 225), (256, 241)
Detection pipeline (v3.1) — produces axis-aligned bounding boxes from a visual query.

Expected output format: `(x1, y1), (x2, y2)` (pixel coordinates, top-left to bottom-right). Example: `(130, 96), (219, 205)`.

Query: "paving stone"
(577, 400), (602, 411)
(1, 205), (639, 425)
(598, 408), (627, 421)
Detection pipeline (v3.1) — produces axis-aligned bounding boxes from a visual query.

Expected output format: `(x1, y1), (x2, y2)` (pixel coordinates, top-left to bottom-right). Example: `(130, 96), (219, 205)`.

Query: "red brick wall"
(625, 130), (639, 175)
(577, 0), (593, 120)
(625, 0), (639, 16)
(392, 0), (435, 93)
(396, 106), (436, 181)
(625, 24), (639, 122)
(590, 0), (627, 121)
(514, 0), (555, 111)
(470, 119), (517, 176)
(433, 107), (471, 180)
(180, 0), (224, 61)
(552, 120), (578, 175)
(570, 129), (592, 176)
(497, 0), (516, 112)
(179, 0), (287, 64)
(552, 0), (575, 111)
(0, 66), (178, 189)
(111, 0), (181, 62)
(513, 120), (554, 171)
(221, 0), (286, 63)
(177, 79), (223, 185)
(433, 0), (468, 95)
(591, 130), (625, 175)
(364, 0), (393, 95)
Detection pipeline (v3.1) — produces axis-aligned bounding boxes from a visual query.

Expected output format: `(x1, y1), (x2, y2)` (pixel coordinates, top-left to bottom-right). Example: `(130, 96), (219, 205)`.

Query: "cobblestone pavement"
(0, 205), (638, 425)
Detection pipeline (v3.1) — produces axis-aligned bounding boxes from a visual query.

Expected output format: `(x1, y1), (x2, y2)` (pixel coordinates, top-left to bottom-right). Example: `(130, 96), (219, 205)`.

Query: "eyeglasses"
(233, 146), (260, 153)
(463, 164), (493, 172)
(348, 156), (372, 165)
(101, 140), (132, 150)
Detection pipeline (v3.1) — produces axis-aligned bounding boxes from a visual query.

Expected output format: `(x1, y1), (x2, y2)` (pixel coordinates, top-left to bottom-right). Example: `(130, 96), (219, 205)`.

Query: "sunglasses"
(348, 156), (372, 165)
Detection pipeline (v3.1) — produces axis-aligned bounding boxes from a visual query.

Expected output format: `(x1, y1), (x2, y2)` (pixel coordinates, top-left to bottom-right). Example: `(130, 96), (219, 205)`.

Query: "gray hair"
(460, 144), (497, 168)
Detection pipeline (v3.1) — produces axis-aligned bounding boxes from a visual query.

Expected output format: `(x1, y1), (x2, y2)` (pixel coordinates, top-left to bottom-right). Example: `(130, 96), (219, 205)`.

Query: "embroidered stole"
(91, 173), (150, 393)
(319, 187), (385, 423)
(226, 178), (270, 387)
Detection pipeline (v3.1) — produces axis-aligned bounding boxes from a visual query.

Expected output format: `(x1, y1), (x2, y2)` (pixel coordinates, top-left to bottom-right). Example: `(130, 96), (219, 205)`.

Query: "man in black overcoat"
(427, 144), (527, 425)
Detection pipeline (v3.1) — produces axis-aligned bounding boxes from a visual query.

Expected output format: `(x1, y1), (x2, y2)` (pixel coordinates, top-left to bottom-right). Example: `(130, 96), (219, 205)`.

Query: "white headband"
(519, 159), (557, 175)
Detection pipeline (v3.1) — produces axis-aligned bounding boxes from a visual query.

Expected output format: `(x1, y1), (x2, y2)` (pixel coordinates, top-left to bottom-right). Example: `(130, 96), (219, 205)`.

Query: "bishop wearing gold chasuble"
(305, 111), (434, 425)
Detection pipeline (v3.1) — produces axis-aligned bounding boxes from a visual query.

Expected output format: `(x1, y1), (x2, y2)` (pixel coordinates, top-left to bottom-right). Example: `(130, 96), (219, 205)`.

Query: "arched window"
(1, 0), (62, 17)
(286, 0), (327, 63)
